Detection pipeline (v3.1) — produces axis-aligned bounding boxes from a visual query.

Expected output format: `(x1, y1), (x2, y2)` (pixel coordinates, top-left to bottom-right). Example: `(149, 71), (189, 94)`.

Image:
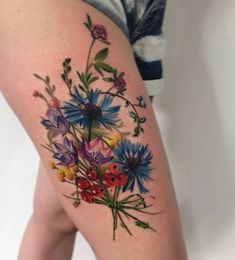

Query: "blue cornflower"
(113, 139), (153, 193)
(62, 88), (120, 129)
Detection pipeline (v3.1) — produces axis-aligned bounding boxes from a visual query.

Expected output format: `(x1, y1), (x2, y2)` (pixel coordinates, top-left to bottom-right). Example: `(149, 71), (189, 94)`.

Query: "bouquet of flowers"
(33, 15), (159, 240)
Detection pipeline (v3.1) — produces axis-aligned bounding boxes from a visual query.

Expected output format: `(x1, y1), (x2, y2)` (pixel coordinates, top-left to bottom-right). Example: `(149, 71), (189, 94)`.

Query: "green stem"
(63, 194), (77, 200)
(64, 180), (76, 186)
(88, 120), (93, 141)
(41, 144), (54, 153)
(71, 125), (81, 143)
(86, 38), (95, 73)
(111, 208), (118, 240)
(101, 92), (139, 119)
(95, 199), (107, 205)
(117, 211), (133, 236)
(122, 206), (162, 215)
(100, 91), (142, 133)
(119, 208), (140, 222)
(106, 85), (114, 94)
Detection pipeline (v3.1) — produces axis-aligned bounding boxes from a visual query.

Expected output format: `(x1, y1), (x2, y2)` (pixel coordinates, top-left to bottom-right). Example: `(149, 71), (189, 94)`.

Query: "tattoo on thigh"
(33, 15), (160, 240)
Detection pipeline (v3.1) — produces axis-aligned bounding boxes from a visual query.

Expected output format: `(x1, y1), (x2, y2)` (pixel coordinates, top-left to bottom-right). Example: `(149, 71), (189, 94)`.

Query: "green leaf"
(129, 111), (137, 120)
(76, 71), (83, 82)
(103, 77), (114, 82)
(88, 76), (99, 84)
(113, 68), (117, 77)
(33, 73), (43, 80)
(139, 117), (146, 124)
(86, 72), (92, 81)
(46, 75), (50, 83)
(94, 64), (103, 76)
(133, 126), (140, 137)
(65, 58), (71, 64)
(78, 84), (86, 92)
(61, 73), (66, 81)
(102, 40), (111, 45)
(118, 72), (125, 77)
(84, 23), (90, 31)
(87, 14), (92, 28)
(135, 220), (150, 229)
(94, 48), (108, 61)
(98, 62), (114, 73)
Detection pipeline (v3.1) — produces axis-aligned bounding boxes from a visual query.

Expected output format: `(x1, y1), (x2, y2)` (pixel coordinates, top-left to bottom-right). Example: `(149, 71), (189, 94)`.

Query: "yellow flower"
(57, 168), (65, 182)
(107, 134), (121, 148)
(64, 167), (75, 181)
(49, 161), (56, 169)
(69, 165), (78, 174)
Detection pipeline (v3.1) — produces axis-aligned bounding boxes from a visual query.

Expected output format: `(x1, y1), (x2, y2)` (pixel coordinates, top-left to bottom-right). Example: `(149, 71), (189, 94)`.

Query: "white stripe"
(144, 78), (165, 96)
(133, 34), (166, 62)
(93, 0), (127, 24)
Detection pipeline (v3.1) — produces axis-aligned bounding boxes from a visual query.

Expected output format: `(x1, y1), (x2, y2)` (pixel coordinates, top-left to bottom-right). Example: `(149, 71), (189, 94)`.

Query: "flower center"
(124, 156), (140, 172)
(84, 104), (102, 119)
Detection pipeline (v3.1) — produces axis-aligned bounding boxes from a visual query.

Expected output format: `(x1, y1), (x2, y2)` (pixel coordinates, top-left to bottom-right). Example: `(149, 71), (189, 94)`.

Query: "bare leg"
(18, 161), (77, 260)
(1, 1), (187, 259)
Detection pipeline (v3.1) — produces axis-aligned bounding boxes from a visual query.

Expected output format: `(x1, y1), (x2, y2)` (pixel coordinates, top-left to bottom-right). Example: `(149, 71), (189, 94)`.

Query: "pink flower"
(114, 77), (126, 91)
(78, 137), (113, 165)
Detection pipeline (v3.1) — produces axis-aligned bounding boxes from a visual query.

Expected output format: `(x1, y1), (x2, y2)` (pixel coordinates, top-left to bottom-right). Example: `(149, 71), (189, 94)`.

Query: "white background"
(0, 0), (235, 259)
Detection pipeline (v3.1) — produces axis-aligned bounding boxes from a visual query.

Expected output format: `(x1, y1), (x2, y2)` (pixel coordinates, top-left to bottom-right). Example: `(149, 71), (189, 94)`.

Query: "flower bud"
(90, 184), (104, 197)
(64, 167), (75, 181)
(86, 167), (99, 180)
(57, 169), (65, 182)
(108, 163), (120, 174)
(81, 190), (95, 203)
(75, 177), (91, 190)
(49, 161), (56, 169)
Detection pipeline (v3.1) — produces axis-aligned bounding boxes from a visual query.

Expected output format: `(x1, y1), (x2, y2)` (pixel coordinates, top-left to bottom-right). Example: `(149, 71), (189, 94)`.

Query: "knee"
(32, 192), (77, 234)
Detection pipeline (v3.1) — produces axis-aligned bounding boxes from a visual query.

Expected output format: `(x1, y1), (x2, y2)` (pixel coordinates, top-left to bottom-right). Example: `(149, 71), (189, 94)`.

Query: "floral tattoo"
(33, 15), (159, 240)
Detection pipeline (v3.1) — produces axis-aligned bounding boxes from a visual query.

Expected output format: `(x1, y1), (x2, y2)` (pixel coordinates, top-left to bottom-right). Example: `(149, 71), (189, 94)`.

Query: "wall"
(0, 0), (235, 259)
(155, 0), (235, 259)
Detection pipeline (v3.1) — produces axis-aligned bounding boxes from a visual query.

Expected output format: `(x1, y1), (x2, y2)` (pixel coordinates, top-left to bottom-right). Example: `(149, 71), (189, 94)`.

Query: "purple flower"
(114, 77), (126, 91)
(41, 108), (69, 135)
(78, 137), (113, 165)
(53, 136), (78, 166)
(91, 25), (107, 41)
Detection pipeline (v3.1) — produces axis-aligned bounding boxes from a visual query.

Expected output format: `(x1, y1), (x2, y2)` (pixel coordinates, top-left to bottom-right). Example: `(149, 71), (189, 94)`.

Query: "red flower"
(108, 163), (120, 174)
(91, 24), (107, 41)
(102, 172), (118, 188)
(116, 173), (128, 186)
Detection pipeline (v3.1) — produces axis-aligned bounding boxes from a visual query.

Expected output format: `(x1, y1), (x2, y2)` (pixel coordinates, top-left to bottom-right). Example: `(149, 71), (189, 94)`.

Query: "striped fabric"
(84, 0), (167, 96)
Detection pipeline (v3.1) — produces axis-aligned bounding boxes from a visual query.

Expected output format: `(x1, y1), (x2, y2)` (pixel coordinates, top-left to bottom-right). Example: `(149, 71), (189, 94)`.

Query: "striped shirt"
(84, 0), (167, 96)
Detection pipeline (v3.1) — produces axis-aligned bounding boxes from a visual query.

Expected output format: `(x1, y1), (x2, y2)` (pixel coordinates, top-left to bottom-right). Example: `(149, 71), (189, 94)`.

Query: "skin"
(18, 161), (77, 260)
(0, 0), (187, 259)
